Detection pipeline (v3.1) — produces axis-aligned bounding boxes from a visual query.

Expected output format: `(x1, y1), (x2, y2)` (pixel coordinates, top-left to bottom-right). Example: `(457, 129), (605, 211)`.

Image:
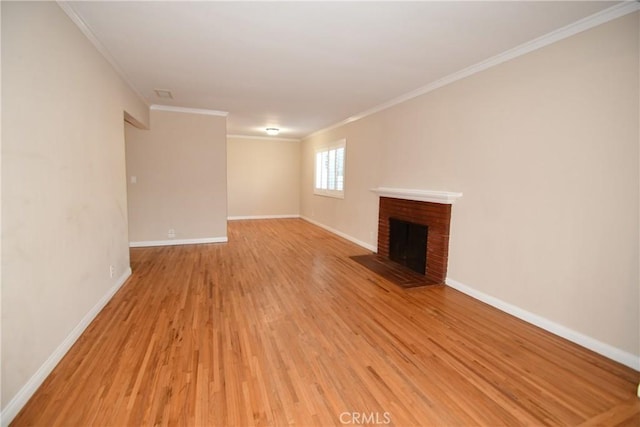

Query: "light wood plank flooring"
(12, 219), (639, 426)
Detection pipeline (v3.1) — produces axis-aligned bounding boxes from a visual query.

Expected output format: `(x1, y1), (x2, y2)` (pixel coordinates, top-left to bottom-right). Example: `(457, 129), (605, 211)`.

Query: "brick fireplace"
(372, 188), (461, 285)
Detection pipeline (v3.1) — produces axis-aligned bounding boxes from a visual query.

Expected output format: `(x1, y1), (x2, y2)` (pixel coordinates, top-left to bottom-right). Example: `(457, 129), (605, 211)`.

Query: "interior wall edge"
(55, 1), (149, 110)
(302, 2), (640, 141)
(300, 216), (377, 253)
(295, 214), (639, 371)
(227, 215), (301, 221)
(0, 268), (133, 427)
(128, 237), (228, 248)
(446, 277), (640, 371)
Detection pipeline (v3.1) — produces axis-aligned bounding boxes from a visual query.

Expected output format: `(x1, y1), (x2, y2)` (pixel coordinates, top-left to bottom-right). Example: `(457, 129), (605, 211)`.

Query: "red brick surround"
(377, 197), (452, 285)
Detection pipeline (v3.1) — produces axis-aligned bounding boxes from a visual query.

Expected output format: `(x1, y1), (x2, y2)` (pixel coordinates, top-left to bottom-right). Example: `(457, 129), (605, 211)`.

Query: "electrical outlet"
(109, 265), (115, 278)
(370, 231), (375, 241)
(168, 228), (176, 238)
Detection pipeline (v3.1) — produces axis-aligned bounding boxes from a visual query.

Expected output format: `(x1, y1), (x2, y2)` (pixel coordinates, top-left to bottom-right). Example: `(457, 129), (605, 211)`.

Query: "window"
(314, 139), (345, 198)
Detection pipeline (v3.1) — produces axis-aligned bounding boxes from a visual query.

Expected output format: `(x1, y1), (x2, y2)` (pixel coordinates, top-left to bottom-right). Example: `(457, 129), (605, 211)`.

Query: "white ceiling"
(63, 1), (620, 139)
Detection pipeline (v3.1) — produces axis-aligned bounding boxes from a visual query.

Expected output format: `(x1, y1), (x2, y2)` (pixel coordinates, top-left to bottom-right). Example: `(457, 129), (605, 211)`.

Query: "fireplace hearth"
(377, 196), (453, 285)
(351, 188), (461, 288)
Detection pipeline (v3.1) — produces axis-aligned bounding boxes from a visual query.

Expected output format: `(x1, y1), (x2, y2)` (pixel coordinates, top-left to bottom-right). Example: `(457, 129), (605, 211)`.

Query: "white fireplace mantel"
(371, 187), (463, 204)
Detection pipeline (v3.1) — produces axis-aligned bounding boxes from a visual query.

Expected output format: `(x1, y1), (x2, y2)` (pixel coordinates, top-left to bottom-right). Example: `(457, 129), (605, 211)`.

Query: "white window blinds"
(314, 139), (346, 198)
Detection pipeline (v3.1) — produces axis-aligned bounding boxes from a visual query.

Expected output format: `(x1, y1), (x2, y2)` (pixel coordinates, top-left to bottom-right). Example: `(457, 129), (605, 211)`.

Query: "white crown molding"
(129, 237), (228, 247)
(371, 187), (462, 204)
(304, 1), (640, 140)
(56, 1), (149, 108)
(227, 134), (300, 142)
(150, 105), (228, 117)
(228, 214), (301, 220)
(446, 278), (640, 371)
(0, 268), (132, 427)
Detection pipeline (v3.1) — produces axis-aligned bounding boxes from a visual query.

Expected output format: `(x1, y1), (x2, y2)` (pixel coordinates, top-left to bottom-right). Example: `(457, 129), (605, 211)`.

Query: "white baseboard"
(298, 216), (639, 370)
(0, 268), (133, 427)
(300, 216), (377, 252)
(129, 237), (227, 247)
(446, 277), (640, 371)
(227, 214), (300, 221)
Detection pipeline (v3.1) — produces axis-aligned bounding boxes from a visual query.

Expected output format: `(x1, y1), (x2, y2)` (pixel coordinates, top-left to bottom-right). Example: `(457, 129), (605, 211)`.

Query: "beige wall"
(227, 136), (300, 218)
(301, 123), (383, 248)
(125, 109), (227, 243)
(301, 13), (640, 359)
(1, 1), (148, 413)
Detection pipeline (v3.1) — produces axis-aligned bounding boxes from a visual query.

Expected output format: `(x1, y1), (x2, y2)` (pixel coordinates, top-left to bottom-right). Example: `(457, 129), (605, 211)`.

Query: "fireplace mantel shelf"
(371, 187), (462, 204)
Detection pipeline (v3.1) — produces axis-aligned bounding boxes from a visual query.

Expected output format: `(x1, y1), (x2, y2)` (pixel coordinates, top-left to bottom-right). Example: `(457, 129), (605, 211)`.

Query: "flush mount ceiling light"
(265, 128), (280, 136)
(154, 89), (173, 99)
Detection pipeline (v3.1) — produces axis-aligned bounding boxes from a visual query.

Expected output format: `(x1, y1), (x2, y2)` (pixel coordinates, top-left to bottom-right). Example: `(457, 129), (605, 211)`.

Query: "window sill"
(314, 190), (344, 199)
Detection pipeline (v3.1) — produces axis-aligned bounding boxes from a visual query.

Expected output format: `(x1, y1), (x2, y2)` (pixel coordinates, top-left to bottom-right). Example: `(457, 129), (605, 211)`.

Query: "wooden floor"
(12, 219), (639, 426)
(349, 254), (440, 288)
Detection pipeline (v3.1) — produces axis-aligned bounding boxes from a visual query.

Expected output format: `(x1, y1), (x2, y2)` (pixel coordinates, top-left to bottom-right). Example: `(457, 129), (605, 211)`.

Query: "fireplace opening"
(389, 218), (428, 275)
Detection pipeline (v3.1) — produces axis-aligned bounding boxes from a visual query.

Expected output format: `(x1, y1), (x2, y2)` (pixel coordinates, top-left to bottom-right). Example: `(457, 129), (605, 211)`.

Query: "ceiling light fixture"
(265, 128), (280, 136)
